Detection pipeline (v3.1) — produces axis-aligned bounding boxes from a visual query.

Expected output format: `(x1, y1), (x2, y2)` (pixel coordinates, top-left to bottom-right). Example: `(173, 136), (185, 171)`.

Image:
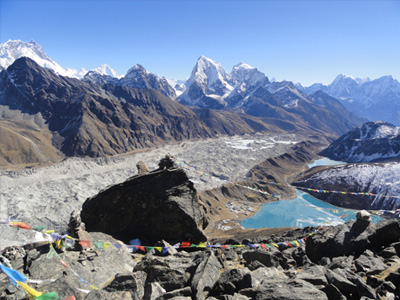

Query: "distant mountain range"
(1, 40), (399, 125)
(0, 40), (369, 167)
(0, 57), (287, 166)
(297, 74), (400, 126)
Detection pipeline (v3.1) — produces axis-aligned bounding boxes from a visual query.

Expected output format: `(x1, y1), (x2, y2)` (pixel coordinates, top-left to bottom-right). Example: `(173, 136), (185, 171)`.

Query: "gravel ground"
(0, 132), (308, 249)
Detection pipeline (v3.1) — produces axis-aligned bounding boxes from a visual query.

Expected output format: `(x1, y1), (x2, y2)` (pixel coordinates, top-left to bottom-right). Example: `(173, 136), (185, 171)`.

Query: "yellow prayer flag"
(198, 242), (207, 248)
(272, 243), (279, 247)
(90, 285), (98, 290)
(17, 281), (43, 298)
(154, 247), (162, 252)
(103, 242), (112, 249)
(45, 230), (55, 234)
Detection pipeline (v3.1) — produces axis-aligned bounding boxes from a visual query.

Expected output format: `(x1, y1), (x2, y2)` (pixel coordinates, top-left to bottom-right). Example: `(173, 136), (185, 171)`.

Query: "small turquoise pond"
(241, 158), (383, 229)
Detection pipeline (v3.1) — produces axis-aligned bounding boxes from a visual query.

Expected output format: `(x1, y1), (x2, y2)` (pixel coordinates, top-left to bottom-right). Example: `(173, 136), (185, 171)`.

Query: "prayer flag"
(12, 222), (32, 230)
(180, 242), (191, 248)
(0, 265), (27, 285)
(59, 260), (69, 268)
(34, 292), (59, 300)
(64, 296), (76, 300)
(93, 241), (103, 249)
(46, 247), (57, 260)
(16, 281), (43, 298)
(32, 226), (45, 232)
(103, 242), (112, 249)
(198, 242), (207, 248)
(260, 244), (267, 250)
(79, 240), (91, 248)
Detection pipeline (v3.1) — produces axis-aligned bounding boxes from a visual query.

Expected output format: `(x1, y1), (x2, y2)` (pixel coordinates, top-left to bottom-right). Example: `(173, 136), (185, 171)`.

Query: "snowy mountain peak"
(127, 64), (147, 74)
(230, 61), (268, 87)
(232, 62), (253, 70)
(193, 55), (230, 81)
(359, 121), (400, 140)
(321, 121), (400, 163)
(0, 39), (87, 79)
(187, 55), (231, 90)
(92, 64), (118, 77)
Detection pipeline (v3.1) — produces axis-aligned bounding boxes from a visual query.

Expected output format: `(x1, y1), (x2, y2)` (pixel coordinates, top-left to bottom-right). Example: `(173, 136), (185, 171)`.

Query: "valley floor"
(0, 132), (309, 249)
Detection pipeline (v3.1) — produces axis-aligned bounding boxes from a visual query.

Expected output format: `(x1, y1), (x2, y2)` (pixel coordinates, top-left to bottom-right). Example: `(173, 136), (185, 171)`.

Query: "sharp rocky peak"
(126, 63), (147, 75)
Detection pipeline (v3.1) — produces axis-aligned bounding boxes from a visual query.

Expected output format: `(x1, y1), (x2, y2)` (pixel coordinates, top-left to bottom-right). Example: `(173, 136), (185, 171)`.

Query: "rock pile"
(1, 213), (400, 300)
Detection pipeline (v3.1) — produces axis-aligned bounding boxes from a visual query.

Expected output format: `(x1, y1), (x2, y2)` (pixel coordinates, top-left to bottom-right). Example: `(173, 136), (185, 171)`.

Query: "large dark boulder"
(81, 166), (207, 244)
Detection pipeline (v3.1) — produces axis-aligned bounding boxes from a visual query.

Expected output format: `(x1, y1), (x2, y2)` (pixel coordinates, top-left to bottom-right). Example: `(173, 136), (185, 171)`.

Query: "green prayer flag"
(46, 247), (57, 260)
(34, 291), (59, 299)
(93, 241), (103, 249)
(32, 226), (45, 232)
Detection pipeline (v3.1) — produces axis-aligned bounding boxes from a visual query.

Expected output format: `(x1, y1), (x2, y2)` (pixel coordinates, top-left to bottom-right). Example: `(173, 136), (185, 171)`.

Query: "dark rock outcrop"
(81, 162), (207, 245)
(2, 216), (400, 299)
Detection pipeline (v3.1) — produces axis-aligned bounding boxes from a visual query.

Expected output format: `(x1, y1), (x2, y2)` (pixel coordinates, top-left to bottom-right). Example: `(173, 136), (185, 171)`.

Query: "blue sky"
(1, 0), (399, 85)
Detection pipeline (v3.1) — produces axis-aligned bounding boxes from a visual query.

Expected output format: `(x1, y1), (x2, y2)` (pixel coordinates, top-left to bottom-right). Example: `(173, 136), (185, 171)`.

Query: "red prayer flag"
(59, 260), (69, 268)
(79, 240), (91, 248)
(180, 242), (191, 248)
(13, 222), (32, 230)
(260, 244), (267, 250)
(137, 246), (146, 252)
(64, 296), (76, 300)
(221, 245), (229, 249)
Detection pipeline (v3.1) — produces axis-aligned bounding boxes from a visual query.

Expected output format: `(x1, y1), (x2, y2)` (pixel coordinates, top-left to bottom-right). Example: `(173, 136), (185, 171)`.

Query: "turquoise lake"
(241, 158), (383, 229)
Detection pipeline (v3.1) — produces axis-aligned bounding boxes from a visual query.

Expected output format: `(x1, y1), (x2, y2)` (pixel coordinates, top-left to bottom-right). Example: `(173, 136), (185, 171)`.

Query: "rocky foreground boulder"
(1, 211), (400, 299)
(80, 156), (208, 245)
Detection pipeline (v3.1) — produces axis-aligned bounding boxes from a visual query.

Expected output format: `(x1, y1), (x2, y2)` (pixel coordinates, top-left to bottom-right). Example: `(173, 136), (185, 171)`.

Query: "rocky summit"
(81, 156), (208, 245)
(1, 208), (400, 299)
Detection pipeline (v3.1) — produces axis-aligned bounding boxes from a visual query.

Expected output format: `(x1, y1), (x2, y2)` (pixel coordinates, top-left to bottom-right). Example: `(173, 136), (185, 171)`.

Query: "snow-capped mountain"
(84, 63), (176, 99)
(320, 121), (400, 163)
(299, 74), (400, 125)
(178, 55), (233, 108)
(92, 63), (118, 77)
(294, 161), (400, 211)
(0, 40), (119, 79)
(176, 55), (363, 136)
(119, 64), (176, 99)
(0, 40), (87, 78)
(178, 56), (271, 108)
